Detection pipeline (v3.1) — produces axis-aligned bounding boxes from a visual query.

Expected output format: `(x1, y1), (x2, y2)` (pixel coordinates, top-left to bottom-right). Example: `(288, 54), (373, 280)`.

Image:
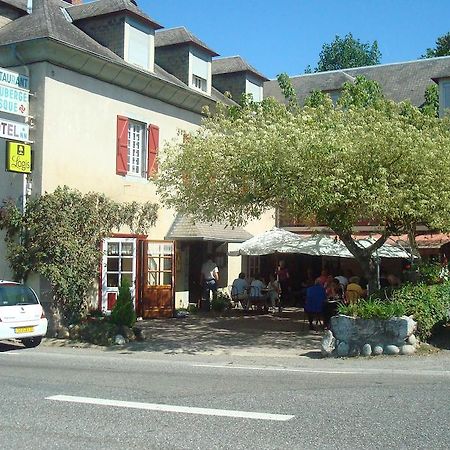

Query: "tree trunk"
(339, 232), (389, 296)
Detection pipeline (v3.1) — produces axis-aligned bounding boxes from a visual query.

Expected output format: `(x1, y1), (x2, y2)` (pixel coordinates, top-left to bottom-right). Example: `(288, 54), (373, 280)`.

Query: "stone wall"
(321, 315), (418, 357)
(155, 46), (190, 86)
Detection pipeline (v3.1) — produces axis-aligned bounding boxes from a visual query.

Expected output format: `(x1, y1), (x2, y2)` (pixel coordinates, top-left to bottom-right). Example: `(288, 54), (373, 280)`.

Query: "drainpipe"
(27, 0), (32, 14)
(11, 44), (31, 216)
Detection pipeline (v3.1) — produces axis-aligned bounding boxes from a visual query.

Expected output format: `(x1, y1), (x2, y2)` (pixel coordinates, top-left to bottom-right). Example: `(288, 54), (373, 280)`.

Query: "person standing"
(200, 254), (219, 311)
(276, 260), (290, 311)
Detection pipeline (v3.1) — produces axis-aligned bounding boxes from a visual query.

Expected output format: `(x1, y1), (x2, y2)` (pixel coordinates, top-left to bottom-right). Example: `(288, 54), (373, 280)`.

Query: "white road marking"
(192, 364), (450, 377)
(193, 364), (361, 374)
(46, 395), (294, 421)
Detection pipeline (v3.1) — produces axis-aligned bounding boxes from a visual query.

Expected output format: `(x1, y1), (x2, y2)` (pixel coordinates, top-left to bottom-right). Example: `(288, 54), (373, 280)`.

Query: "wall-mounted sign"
(6, 141), (32, 173)
(0, 67), (29, 90)
(0, 85), (29, 117)
(0, 118), (29, 141)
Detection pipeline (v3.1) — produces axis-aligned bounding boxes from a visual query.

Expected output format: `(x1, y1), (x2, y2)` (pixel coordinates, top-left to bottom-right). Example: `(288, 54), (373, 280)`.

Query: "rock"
(337, 341), (349, 357)
(373, 345), (384, 356)
(321, 330), (336, 357)
(133, 327), (146, 341)
(400, 344), (416, 355)
(57, 327), (70, 339)
(384, 345), (400, 355)
(407, 334), (417, 346)
(68, 324), (81, 340)
(362, 344), (372, 357)
(120, 326), (135, 342)
(349, 345), (360, 357)
(114, 334), (126, 345)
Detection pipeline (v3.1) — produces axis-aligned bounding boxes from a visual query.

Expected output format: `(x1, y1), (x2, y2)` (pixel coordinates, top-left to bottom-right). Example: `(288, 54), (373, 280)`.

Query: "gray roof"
(155, 26), (219, 57)
(66, 0), (162, 29)
(0, 0), (233, 107)
(0, 0), (28, 11)
(212, 56), (268, 81)
(0, 0), (125, 60)
(166, 215), (252, 242)
(264, 57), (450, 106)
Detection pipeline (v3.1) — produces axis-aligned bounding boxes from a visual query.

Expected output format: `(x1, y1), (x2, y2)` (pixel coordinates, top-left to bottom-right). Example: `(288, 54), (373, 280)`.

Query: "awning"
(165, 214), (253, 243)
(229, 228), (413, 259)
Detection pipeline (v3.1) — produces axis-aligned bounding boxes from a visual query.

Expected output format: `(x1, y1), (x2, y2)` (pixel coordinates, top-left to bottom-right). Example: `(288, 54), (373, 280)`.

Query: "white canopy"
(229, 227), (412, 259)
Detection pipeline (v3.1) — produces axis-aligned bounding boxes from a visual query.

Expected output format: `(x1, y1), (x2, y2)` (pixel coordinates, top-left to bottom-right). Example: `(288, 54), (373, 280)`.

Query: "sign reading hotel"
(6, 141), (32, 173)
(0, 118), (29, 141)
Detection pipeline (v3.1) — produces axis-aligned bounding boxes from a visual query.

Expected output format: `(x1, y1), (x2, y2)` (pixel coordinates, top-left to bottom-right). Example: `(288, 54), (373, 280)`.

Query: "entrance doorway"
(140, 241), (174, 318)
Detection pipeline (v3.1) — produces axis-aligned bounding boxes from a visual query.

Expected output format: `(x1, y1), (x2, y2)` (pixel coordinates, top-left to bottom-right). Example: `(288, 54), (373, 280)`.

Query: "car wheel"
(21, 336), (42, 348)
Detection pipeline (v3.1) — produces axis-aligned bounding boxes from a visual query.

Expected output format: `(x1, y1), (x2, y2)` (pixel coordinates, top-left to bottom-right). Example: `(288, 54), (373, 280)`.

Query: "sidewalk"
(127, 307), (323, 358)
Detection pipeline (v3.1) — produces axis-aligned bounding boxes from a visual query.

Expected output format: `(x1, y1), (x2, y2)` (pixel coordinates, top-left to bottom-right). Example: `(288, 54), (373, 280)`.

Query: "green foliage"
(211, 291), (231, 312)
(110, 278), (136, 328)
(416, 261), (440, 284)
(186, 303), (199, 314)
(422, 32), (450, 58)
(79, 321), (119, 346)
(421, 84), (439, 118)
(0, 186), (157, 324)
(156, 75), (450, 292)
(337, 76), (384, 109)
(304, 90), (333, 108)
(339, 298), (406, 320)
(276, 73), (297, 107)
(339, 282), (450, 340)
(312, 33), (381, 72)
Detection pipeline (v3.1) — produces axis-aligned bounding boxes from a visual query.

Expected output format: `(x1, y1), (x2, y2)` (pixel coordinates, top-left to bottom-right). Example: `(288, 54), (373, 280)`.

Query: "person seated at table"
(249, 274), (268, 310)
(324, 278), (344, 329)
(231, 272), (249, 307)
(266, 273), (280, 310)
(346, 276), (366, 305)
(305, 278), (327, 330)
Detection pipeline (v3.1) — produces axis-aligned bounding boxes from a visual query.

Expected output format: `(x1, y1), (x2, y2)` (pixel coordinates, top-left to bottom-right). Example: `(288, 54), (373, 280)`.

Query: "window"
(116, 116), (159, 178)
(246, 256), (260, 279)
(127, 120), (146, 176)
(105, 241), (135, 288)
(146, 242), (173, 286)
(441, 81), (450, 117)
(192, 74), (207, 92)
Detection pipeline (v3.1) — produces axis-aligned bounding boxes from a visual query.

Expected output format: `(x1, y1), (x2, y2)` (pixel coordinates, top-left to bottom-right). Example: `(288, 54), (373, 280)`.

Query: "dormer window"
(124, 18), (155, 72)
(190, 50), (211, 94)
(245, 77), (263, 102)
(440, 80), (450, 117)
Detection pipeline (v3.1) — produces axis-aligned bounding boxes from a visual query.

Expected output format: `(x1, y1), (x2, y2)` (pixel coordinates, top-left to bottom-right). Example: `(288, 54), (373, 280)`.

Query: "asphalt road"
(0, 342), (449, 450)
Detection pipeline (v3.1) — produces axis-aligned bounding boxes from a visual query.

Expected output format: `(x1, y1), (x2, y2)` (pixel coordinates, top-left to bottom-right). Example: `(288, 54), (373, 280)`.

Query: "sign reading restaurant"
(0, 67), (29, 89)
(0, 67), (29, 117)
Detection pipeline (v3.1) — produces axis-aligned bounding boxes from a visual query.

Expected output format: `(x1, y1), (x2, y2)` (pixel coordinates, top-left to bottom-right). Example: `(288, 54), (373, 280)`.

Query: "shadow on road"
(0, 341), (25, 352)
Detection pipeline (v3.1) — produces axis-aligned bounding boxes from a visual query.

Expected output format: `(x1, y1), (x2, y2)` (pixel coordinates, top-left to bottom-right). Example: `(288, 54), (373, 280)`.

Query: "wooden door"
(141, 241), (174, 319)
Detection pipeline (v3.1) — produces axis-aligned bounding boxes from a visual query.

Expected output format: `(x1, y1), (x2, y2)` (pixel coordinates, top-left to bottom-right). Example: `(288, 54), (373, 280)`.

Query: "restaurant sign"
(0, 118), (29, 141)
(6, 141), (32, 173)
(0, 84), (29, 117)
(0, 67), (29, 90)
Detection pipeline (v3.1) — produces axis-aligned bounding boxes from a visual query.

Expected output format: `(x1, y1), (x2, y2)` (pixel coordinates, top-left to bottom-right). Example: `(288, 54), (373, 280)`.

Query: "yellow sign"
(6, 141), (32, 173)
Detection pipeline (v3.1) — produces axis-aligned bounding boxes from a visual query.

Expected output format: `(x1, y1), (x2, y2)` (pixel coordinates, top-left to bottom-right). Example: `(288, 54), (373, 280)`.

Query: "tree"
(156, 79), (450, 293)
(0, 186), (157, 324)
(311, 33), (381, 72)
(110, 278), (136, 328)
(422, 32), (450, 58)
(421, 84), (439, 117)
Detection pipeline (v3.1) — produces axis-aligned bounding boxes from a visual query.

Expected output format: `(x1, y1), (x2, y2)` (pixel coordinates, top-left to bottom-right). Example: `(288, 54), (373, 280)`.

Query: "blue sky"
(140, 0), (450, 79)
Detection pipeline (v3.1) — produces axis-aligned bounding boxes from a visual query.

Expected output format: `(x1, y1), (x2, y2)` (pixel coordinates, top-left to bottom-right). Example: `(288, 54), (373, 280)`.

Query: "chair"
(228, 284), (247, 310)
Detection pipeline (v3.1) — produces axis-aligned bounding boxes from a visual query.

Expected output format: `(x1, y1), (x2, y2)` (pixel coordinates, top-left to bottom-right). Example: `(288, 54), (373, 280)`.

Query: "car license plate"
(15, 326), (34, 334)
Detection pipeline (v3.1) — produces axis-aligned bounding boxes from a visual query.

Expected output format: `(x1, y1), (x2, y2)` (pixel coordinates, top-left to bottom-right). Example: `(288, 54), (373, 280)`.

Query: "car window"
(0, 285), (39, 306)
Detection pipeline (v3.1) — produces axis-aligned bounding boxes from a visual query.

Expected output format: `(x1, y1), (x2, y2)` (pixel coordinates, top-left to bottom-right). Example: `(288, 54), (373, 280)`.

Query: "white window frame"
(192, 74), (207, 92)
(127, 120), (147, 177)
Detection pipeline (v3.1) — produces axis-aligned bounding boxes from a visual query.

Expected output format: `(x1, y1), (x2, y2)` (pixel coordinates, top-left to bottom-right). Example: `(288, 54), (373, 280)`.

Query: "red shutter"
(147, 124), (159, 177)
(116, 116), (128, 175)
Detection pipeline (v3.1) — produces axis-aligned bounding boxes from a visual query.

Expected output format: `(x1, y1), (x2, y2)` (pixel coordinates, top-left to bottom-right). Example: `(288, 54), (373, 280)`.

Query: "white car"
(0, 280), (48, 348)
